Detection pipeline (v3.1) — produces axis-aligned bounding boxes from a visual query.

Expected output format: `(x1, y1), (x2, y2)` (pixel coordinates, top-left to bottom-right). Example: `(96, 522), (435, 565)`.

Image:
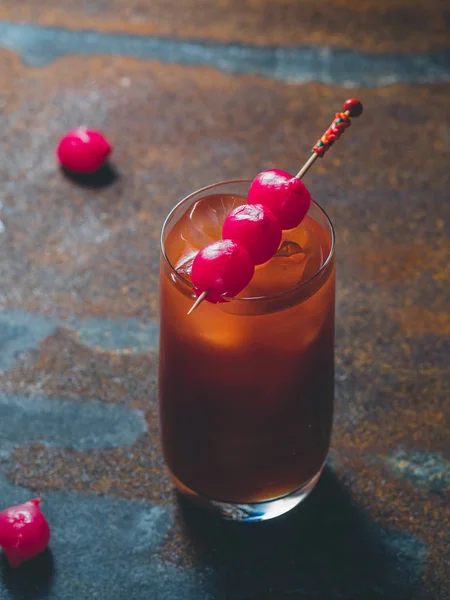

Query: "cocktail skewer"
(187, 290), (209, 315)
(187, 98), (363, 315)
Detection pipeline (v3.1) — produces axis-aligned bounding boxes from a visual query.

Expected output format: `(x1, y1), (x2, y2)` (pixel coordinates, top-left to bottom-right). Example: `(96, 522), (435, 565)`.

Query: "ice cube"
(239, 216), (324, 298)
(243, 247), (310, 297)
(274, 240), (304, 258)
(180, 194), (242, 250)
(174, 249), (198, 276)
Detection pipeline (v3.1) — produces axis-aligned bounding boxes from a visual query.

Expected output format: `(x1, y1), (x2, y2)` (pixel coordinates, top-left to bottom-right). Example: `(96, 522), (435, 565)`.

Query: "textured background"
(0, 2), (449, 599)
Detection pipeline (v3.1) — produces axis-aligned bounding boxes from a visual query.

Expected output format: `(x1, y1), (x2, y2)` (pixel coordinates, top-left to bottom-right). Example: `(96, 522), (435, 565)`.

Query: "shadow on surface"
(61, 162), (119, 188)
(0, 548), (55, 599)
(177, 467), (425, 600)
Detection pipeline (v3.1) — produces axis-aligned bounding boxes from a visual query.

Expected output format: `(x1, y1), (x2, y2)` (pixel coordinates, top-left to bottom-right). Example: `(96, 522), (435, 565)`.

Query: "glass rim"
(160, 179), (335, 303)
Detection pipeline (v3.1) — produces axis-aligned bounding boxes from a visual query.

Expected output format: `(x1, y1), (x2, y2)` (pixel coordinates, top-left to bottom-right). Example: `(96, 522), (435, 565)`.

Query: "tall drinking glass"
(159, 180), (335, 521)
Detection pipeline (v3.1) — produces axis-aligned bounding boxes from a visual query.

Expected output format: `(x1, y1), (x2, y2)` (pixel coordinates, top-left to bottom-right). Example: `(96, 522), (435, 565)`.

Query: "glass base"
(174, 466), (324, 522)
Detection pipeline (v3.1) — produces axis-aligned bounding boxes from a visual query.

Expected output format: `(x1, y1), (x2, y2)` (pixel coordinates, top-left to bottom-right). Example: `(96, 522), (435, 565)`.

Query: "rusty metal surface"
(0, 0), (449, 52)
(0, 6), (449, 600)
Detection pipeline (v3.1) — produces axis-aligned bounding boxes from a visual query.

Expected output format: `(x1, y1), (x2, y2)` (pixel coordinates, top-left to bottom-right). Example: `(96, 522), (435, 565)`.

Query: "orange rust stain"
(351, 244), (448, 285)
(388, 308), (450, 336)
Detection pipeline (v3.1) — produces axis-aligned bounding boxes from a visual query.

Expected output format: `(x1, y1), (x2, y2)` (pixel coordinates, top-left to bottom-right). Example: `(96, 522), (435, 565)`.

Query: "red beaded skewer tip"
(187, 98), (363, 314)
(296, 97), (363, 179)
